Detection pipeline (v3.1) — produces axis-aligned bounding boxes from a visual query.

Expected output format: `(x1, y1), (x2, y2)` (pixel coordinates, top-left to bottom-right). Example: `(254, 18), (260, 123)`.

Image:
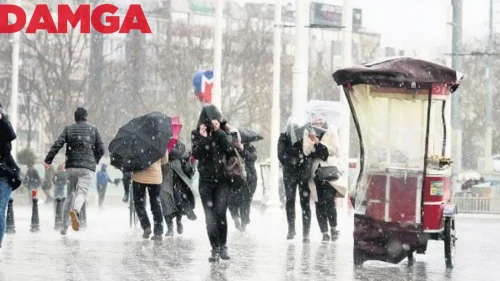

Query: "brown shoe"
(69, 209), (80, 231)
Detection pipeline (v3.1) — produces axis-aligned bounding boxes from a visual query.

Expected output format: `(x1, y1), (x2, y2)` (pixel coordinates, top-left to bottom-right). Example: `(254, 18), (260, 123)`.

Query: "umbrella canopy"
(286, 100), (344, 144)
(238, 127), (264, 144)
(108, 112), (182, 172)
(332, 56), (463, 92)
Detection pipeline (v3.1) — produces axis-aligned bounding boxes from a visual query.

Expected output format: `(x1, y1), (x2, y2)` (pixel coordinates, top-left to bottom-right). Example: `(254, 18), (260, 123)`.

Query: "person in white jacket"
(302, 113), (347, 242)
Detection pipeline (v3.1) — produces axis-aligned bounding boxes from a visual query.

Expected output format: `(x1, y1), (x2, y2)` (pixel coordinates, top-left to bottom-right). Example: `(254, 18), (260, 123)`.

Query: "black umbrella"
(238, 127), (264, 144)
(108, 112), (177, 172)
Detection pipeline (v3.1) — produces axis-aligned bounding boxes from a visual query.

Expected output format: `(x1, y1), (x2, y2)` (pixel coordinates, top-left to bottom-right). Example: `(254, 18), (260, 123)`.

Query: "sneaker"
(151, 235), (162, 241)
(209, 249), (220, 263)
(287, 230), (296, 240)
(322, 234), (331, 242)
(220, 247), (230, 260)
(60, 229), (67, 236)
(122, 194), (129, 203)
(142, 228), (152, 239)
(240, 224), (247, 232)
(69, 209), (80, 231)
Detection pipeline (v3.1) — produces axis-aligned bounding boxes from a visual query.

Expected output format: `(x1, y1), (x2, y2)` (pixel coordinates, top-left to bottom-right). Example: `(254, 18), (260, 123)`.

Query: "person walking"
(302, 113), (346, 242)
(191, 105), (234, 262)
(43, 107), (105, 235)
(228, 142), (258, 232)
(160, 142), (197, 237)
(41, 165), (56, 204)
(132, 153), (169, 241)
(278, 130), (311, 242)
(53, 164), (67, 199)
(24, 163), (41, 201)
(96, 164), (113, 208)
(0, 103), (22, 248)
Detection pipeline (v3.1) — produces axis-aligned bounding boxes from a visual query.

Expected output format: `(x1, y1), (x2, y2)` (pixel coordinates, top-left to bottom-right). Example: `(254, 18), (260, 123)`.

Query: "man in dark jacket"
(0, 103), (21, 248)
(44, 107), (105, 235)
(278, 131), (311, 242)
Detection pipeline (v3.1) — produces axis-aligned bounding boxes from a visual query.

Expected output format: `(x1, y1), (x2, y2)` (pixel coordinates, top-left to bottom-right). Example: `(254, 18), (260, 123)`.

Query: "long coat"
(302, 126), (347, 202)
(160, 145), (196, 219)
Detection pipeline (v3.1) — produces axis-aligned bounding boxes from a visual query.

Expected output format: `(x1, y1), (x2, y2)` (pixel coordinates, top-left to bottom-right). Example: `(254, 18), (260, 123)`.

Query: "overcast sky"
(244, 0), (494, 58)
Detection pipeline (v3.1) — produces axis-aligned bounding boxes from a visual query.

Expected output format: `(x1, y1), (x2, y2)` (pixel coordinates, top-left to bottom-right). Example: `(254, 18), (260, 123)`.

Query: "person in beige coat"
(132, 153), (169, 241)
(303, 114), (347, 242)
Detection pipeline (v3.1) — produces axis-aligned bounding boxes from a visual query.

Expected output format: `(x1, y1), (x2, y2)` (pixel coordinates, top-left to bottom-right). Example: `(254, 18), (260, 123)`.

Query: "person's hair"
(74, 107), (88, 122)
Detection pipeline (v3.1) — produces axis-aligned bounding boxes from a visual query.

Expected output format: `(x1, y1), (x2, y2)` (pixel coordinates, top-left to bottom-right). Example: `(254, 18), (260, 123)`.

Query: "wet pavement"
(1, 201), (499, 281)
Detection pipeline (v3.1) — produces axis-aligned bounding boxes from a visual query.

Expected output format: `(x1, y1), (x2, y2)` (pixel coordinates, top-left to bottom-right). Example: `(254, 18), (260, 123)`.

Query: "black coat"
(240, 143), (258, 186)
(191, 105), (233, 182)
(0, 114), (21, 190)
(44, 122), (105, 172)
(277, 132), (304, 180)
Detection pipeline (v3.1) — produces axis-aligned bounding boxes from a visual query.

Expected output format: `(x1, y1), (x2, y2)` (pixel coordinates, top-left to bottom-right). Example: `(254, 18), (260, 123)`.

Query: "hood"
(197, 105), (227, 129)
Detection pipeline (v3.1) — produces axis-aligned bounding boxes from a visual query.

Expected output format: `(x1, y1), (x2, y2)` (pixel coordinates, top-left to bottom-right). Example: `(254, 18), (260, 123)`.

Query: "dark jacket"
(240, 143), (258, 186)
(0, 113), (21, 190)
(44, 122), (105, 172)
(24, 168), (41, 189)
(161, 142), (196, 219)
(277, 132), (303, 179)
(191, 105), (233, 182)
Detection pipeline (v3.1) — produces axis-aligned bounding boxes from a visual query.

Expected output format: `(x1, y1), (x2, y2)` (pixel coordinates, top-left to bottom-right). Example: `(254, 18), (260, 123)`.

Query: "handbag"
(224, 149), (247, 185)
(314, 165), (340, 182)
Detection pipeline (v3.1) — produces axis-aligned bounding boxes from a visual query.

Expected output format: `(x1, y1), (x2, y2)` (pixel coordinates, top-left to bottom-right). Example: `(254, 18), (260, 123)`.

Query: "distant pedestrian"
(24, 163), (41, 200)
(53, 164), (67, 199)
(42, 165), (56, 204)
(96, 164), (113, 208)
(0, 103), (22, 248)
(44, 107), (105, 235)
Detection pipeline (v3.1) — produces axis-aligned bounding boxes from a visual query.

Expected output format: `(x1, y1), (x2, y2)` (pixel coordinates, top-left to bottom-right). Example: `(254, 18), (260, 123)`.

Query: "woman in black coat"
(0, 103), (21, 248)
(191, 105), (234, 262)
(228, 143), (258, 232)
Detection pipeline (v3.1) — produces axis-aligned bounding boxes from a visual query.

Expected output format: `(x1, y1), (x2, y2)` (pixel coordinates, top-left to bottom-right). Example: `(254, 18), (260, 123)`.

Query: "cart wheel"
(444, 217), (456, 268)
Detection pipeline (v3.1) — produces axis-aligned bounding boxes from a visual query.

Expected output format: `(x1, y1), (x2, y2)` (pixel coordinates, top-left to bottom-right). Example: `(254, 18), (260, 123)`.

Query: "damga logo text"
(0, 4), (152, 34)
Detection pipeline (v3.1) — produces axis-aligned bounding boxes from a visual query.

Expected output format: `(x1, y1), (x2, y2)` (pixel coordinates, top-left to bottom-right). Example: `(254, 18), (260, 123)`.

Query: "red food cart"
(333, 57), (462, 268)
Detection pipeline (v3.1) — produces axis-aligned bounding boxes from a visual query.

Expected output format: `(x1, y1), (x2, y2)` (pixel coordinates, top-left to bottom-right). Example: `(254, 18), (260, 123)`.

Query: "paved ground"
(0, 201), (499, 281)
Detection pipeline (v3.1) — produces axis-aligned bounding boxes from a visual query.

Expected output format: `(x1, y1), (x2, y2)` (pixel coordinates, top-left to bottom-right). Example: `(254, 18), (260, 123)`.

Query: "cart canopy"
(332, 57), (463, 91)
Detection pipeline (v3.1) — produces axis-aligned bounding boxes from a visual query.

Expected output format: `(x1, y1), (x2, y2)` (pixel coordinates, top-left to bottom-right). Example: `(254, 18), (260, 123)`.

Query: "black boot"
(142, 227), (152, 239)
(331, 228), (339, 241)
(322, 233), (331, 242)
(176, 217), (183, 235)
(209, 248), (220, 263)
(287, 229), (296, 240)
(220, 246), (230, 260)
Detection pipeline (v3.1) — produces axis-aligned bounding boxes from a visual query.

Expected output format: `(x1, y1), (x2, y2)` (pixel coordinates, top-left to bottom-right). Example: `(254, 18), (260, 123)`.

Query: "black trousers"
(165, 212), (181, 227)
(315, 180), (337, 234)
(133, 181), (163, 235)
(228, 180), (257, 226)
(123, 177), (131, 195)
(199, 180), (229, 250)
(284, 175), (311, 236)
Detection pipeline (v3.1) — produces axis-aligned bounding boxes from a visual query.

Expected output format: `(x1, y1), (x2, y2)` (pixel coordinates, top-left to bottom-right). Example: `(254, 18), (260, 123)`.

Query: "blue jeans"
(0, 178), (13, 246)
(54, 184), (65, 198)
